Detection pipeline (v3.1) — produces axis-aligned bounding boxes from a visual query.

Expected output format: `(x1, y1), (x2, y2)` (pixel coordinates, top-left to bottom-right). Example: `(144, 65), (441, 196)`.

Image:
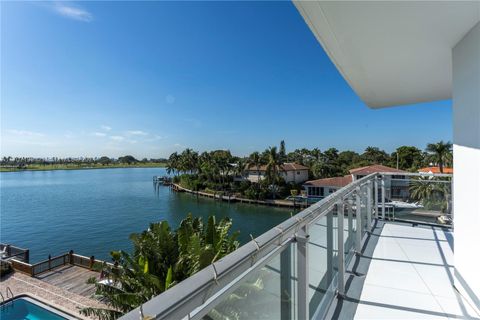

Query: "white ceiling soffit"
(293, 1), (480, 108)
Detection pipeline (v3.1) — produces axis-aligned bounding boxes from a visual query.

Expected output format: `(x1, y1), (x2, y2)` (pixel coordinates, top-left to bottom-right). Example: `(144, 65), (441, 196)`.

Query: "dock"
(171, 183), (309, 209)
(35, 265), (99, 297)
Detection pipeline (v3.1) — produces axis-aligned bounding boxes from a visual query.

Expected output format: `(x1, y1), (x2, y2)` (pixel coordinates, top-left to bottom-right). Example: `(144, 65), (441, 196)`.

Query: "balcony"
(119, 172), (479, 319)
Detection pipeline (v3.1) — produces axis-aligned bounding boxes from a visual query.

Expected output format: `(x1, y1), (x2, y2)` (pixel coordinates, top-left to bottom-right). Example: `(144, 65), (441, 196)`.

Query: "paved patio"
(1, 271), (107, 319)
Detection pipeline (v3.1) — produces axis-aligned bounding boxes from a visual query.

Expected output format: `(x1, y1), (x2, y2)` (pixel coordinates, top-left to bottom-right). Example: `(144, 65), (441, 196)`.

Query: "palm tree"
(410, 177), (451, 212)
(426, 141), (452, 173)
(81, 214), (239, 320)
(247, 152), (262, 179)
(279, 140), (287, 162)
(265, 147), (284, 199)
(167, 152), (179, 176)
(410, 177), (435, 201)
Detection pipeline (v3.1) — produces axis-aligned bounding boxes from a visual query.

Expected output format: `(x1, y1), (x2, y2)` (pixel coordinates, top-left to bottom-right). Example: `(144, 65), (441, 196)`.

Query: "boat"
(437, 215), (453, 225)
(385, 200), (424, 209)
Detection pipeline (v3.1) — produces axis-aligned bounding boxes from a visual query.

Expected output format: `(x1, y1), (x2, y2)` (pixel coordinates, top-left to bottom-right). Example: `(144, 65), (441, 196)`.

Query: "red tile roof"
(349, 164), (406, 175)
(304, 175), (353, 188)
(418, 167), (453, 174)
(247, 163), (308, 172)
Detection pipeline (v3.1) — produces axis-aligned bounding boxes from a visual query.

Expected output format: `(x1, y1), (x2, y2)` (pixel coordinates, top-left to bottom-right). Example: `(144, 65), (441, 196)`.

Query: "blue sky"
(1, 1), (452, 158)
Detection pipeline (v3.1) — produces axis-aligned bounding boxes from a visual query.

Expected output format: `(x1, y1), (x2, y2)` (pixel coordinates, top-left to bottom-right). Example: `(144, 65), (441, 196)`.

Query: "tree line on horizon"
(165, 140), (452, 201)
(167, 140), (453, 178)
(0, 155), (168, 168)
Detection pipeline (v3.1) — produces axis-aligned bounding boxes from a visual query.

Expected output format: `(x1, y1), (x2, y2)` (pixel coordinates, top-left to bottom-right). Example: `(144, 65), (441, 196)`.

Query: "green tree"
(265, 147), (284, 199)
(247, 152), (263, 176)
(390, 146), (424, 171)
(118, 155), (138, 165)
(425, 141), (452, 173)
(98, 156), (112, 166)
(81, 214), (239, 320)
(167, 152), (180, 176)
(410, 177), (451, 213)
(279, 140), (287, 162)
(361, 147), (390, 164)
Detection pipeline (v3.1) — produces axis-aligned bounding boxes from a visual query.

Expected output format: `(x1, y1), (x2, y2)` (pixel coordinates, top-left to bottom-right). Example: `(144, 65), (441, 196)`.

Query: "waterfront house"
(304, 164), (409, 200)
(245, 162), (309, 184)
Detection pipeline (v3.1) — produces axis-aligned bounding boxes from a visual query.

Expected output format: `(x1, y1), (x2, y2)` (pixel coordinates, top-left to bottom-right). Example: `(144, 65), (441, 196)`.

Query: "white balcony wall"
(452, 21), (480, 307)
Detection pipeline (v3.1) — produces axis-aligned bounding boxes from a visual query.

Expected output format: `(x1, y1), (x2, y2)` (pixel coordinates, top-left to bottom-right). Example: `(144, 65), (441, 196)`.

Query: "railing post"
(337, 200), (345, 297)
(89, 256), (95, 270)
(24, 249), (30, 263)
(355, 186), (362, 254)
(348, 199), (353, 250)
(381, 175), (386, 220)
(280, 245), (292, 320)
(69, 250), (74, 265)
(296, 226), (309, 320)
(48, 254), (51, 270)
(367, 180), (372, 231)
(374, 177), (379, 219)
(327, 211), (333, 284)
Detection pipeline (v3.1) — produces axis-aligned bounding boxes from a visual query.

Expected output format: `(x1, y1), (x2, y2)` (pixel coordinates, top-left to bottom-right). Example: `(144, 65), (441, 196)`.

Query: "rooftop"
(304, 164), (405, 187)
(304, 175), (352, 188)
(348, 164), (406, 175)
(418, 166), (454, 174)
(247, 162), (309, 172)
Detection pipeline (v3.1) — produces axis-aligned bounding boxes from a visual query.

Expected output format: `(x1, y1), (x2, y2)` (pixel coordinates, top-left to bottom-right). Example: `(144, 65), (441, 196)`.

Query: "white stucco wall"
(247, 170), (309, 184)
(453, 21), (480, 307)
(282, 170), (309, 184)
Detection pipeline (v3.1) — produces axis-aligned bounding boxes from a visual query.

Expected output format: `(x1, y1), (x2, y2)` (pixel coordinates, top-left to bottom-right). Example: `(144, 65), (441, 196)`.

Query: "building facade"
(303, 164), (408, 200)
(246, 163), (309, 184)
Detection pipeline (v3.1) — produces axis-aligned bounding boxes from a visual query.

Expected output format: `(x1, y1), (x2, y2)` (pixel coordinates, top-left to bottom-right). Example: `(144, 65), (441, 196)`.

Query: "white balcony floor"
(354, 223), (480, 319)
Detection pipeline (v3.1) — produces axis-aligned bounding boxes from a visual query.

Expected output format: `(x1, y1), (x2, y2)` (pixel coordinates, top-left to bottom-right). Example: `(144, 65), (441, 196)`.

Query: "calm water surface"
(0, 168), (294, 262)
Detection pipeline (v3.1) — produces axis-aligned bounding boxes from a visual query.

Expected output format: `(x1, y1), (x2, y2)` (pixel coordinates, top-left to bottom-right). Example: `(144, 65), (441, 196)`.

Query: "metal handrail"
(6, 287), (13, 299)
(120, 172), (453, 320)
(121, 172), (380, 320)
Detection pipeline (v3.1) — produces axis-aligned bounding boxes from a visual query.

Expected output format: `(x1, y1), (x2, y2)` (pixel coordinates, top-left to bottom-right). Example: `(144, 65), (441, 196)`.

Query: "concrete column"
(453, 21), (480, 308)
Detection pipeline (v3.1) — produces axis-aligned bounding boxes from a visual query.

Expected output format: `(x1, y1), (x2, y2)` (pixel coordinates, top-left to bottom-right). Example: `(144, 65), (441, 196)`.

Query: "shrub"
(0, 260), (13, 277)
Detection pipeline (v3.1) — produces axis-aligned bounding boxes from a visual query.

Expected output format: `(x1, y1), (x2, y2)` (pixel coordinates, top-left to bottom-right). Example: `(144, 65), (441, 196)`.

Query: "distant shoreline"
(0, 163), (166, 172)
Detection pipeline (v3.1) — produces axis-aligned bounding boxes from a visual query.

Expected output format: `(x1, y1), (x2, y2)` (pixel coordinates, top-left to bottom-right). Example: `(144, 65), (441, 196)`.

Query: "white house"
(246, 162), (309, 184)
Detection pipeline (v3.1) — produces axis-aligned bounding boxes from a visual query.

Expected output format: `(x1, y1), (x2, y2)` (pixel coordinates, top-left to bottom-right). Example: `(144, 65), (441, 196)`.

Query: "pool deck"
(1, 269), (107, 319)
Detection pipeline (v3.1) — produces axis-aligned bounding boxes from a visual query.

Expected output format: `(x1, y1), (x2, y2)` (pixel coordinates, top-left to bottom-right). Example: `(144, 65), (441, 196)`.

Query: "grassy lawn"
(0, 162), (167, 172)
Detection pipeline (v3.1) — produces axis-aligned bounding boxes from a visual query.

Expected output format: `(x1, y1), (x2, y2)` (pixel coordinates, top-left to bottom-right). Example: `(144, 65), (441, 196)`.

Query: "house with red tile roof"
(246, 163), (309, 184)
(418, 166), (453, 174)
(303, 164), (409, 200)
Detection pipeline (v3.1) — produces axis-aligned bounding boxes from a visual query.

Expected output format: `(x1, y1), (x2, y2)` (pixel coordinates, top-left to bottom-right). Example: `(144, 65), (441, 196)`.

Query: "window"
(297, 171), (300, 175)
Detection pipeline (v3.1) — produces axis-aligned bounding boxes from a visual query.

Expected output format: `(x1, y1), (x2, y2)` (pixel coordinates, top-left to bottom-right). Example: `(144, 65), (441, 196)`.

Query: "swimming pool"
(0, 296), (76, 320)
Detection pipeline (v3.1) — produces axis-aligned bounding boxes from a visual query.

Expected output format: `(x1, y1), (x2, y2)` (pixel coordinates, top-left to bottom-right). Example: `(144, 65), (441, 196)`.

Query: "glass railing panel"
(342, 197), (355, 265)
(387, 175), (452, 226)
(204, 242), (298, 320)
(345, 196), (356, 259)
(308, 209), (338, 319)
